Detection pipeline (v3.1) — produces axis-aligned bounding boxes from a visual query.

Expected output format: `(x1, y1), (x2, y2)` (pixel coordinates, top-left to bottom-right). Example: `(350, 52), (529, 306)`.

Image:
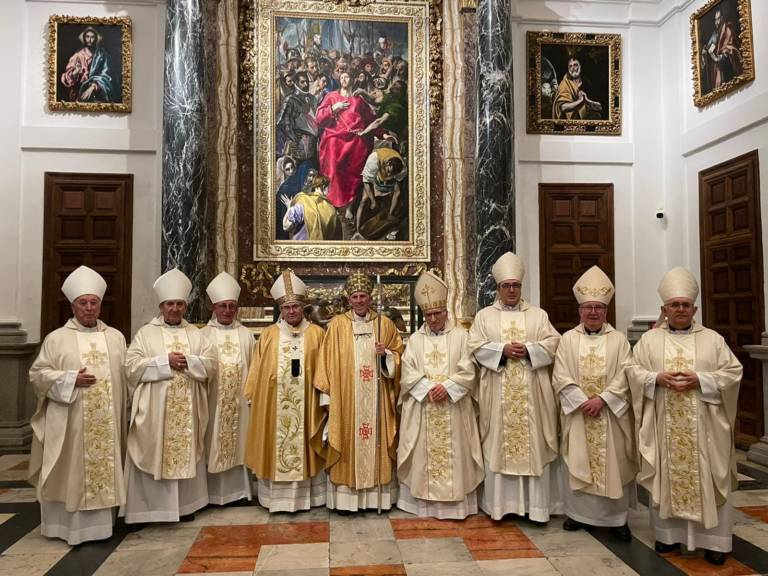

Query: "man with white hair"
(123, 268), (216, 525)
(29, 266), (126, 544)
(244, 270), (327, 511)
(629, 267), (742, 565)
(397, 271), (483, 519)
(552, 266), (635, 540)
(200, 272), (255, 505)
(468, 252), (561, 522)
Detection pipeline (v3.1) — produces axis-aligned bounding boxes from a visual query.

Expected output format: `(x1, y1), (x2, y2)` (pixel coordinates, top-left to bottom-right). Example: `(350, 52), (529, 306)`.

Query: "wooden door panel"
(699, 150), (764, 447)
(41, 173), (133, 339)
(539, 184), (614, 334)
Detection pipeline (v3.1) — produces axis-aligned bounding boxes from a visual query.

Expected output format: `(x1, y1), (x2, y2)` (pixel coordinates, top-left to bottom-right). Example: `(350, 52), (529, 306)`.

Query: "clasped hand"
(428, 383), (448, 403)
(75, 367), (96, 388)
(656, 371), (699, 392)
(374, 342), (387, 357)
(580, 395), (605, 418)
(169, 352), (188, 371)
(503, 341), (528, 360)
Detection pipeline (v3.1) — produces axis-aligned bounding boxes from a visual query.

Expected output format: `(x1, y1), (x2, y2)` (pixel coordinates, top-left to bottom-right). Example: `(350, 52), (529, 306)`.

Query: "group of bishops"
(29, 251), (742, 566)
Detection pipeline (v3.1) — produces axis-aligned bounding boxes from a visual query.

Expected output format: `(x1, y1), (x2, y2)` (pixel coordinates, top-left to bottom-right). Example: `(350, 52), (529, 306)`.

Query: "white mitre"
(492, 252), (525, 283)
(415, 271), (448, 313)
(658, 266), (699, 303)
(206, 271), (241, 304)
(270, 270), (307, 305)
(61, 265), (107, 302)
(154, 268), (192, 304)
(573, 265), (614, 305)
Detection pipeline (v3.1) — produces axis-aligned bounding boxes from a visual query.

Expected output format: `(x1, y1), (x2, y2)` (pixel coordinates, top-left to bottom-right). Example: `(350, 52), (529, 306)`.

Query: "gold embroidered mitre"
(345, 271), (373, 296)
(61, 265), (107, 302)
(492, 252), (525, 283)
(270, 270), (307, 305)
(573, 265), (614, 305)
(415, 271), (448, 313)
(658, 267), (699, 304)
(206, 271), (241, 304)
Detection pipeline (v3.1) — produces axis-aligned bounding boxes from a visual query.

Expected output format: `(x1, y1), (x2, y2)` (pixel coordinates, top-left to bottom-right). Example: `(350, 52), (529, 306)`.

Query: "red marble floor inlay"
(390, 515), (543, 560)
(737, 506), (768, 523)
(330, 565), (407, 575)
(8, 461), (29, 471)
(178, 521), (329, 573)
(663, 553), (757, 576)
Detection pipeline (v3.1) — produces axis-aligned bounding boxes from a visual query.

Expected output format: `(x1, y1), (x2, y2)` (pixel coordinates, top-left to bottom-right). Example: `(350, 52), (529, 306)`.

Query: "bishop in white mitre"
(122, 268), (216, 524)
(200, 271), (255, 505)
(629, 267), (742, 566)
(468, 252), (562, 522)
(244, 270), (327, 511)
(29, 266), (126, 544)
(552, 266), (636, 541)
(397, 271), (484, 519)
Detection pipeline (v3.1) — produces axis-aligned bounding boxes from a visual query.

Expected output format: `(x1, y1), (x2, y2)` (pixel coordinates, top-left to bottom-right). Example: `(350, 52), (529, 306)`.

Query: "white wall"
(512, 0), (768, 333)
(0, 0), (165, 342)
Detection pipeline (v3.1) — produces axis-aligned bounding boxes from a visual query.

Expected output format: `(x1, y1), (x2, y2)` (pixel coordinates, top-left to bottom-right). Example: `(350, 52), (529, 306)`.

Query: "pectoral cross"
(425, 343), (446, 368)
(580, 346), (606, 372)
(667, 346), (694, 372)
(81, 342), (107, 369)
(502, 321), (524, 342)
(218, 335), (239, 356)
(170, 336), (189, 354)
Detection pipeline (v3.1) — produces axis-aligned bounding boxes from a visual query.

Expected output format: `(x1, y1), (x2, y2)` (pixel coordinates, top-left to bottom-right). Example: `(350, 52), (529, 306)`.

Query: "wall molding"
(518, 140), (635, 165)
(512, 0), (696, 28)
(20, 126), (159, 153)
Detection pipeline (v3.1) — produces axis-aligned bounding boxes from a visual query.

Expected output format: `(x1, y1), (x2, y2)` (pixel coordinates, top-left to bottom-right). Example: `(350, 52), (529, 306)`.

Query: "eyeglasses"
(579, 305), (607, 313)
(499, 282), (522, 290)
(666, 301), (693, 310)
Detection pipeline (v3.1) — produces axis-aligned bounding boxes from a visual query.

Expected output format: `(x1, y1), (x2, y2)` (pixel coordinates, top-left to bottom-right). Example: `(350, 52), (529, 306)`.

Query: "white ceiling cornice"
(513, 0), (699, 28)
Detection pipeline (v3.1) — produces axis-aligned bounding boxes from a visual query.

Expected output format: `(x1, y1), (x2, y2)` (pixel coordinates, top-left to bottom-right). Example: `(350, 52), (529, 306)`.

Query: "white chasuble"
(423, 335), (454, 500)
(663, 333), (703, 523)
(274, 329), (306, 482)
(161, 328), (195, 479)
(499, 311), (532, 474)
(76, 331), (117, 508)
(210, 330), (243, 473)
(578, 335), (608, 496)
(353, 319), (378, 489)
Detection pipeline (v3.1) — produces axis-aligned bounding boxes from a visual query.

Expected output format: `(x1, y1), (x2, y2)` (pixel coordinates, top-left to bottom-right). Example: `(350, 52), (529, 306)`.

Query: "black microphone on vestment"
(291, 358), (301, 377)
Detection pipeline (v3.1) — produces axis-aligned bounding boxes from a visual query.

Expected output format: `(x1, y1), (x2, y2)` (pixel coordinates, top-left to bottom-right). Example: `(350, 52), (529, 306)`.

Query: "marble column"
(162, 0), (209, 321)
(474, 0), (514, 308)
(745, 333), (768, 465)
(0, 323), (37, 452)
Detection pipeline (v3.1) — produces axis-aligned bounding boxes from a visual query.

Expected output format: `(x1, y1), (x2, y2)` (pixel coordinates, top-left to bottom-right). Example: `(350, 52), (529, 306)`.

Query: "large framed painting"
(47, 15), (132, 113)
(691, 0), (754, 108)
(526, 31), (621, 135)
(253, 0), (431, 262)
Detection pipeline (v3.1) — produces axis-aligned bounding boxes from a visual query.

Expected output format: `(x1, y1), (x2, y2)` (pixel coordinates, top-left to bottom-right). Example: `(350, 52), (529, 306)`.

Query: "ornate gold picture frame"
(253, 0), (431, 262)
(691, 0), (754, 108)
(47, 15), (132, 113)
(526, 31), (622, 136)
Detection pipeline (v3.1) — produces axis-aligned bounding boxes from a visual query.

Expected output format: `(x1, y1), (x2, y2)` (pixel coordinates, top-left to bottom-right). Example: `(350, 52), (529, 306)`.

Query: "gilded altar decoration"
(526, 31), (622, 135)
(424, 336), (453, 498)
(579, 336), (608, 494)
(664, 335), (703, 523)
(47, 15), (132, 113)
(77, 332), (116, 505)
(212, 332), (243, 473)
(251, 0), (431, 261)
(500, 312), (532, 473)
(161, 329), (194, 479)
(274, 335), (306, 481)
(353, 320), (378, 488)
(691, 0), (754, 108)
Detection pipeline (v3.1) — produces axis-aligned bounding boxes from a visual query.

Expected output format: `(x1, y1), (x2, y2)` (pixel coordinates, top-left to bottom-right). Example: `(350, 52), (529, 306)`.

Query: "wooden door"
(539, 184), (615, 334)
(699, 150), (764, 447)
(41, 173), (134, 339)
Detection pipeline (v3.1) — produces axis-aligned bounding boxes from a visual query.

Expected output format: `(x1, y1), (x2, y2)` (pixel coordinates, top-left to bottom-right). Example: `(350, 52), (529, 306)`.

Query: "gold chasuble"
(244, 320), (326, 481)
(630, 322), (742, 529)
(29, 319), (126, 512)
(315, 311), (403, 489)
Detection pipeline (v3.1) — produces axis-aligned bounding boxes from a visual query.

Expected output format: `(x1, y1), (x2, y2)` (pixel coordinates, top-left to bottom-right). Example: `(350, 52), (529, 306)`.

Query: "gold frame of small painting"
(47, 15), (133, 113)
(526, 31), (622, 136)
(691, 0), (755, 108)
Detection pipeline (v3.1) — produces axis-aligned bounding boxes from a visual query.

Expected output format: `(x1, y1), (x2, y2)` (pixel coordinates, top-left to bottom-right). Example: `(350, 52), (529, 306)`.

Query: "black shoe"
(563, 517), (584, 531)
(704, 550), (726, 566)
(179, 513), (196, 522)
(654, 541), (680, 554)
(610, 524), (632, 542)
(125, 522), (146, 533)
(335, 509), (352, 516)
(526, 517), (548, 527)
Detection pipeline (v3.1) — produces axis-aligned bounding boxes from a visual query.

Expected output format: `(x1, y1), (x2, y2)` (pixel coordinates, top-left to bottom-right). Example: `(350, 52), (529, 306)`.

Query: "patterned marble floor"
(2, 453), (768, 576)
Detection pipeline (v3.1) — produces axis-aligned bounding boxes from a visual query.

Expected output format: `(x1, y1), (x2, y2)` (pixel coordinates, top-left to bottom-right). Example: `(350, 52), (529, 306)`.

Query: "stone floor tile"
(732, 491), (768, 508)
(93, 548), (190, 576)
(331, 517), (394, 542)
(116, 525), (200, 551)
(0, 489), (36, 503)
(184, 506), (270, 527)
(254, 542), (330, 571)
(404, 561), (483, 576)
(3, 527), (72, 554)
(270, 507), (330, 524)
(178, 556), (259, 574)
(735, 522), (768, 548)
(256, 570), (329, 576)
(664, 553), (756, 576)
(548, 555), (641, 576)
(175, 572), (252, 576)
(518, 526), (609, 556)
(330, 540), (402, 567)
(330, 566), (406, 575)
(0, 513), (14, 526)
(737, 506), (768, 523)
(397, 537), (472, 565)
(476, 557), (559, 576)
(0, 455), (30, 472)
(0, 552), (63, 576)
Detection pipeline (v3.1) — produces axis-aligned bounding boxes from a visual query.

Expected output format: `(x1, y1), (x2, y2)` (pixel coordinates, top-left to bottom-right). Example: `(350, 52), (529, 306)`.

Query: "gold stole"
(353, 318), (377, 489)
(274, 327), (306, 481)
(499, 310), (532, 474)
(578, 334), (608, 495)
(423, 334), (453, 499)
(663, 333), (703, 522)
(211, 328), (242, 473)
(161, 328), (195, 479)
(75, 331), (116, 507)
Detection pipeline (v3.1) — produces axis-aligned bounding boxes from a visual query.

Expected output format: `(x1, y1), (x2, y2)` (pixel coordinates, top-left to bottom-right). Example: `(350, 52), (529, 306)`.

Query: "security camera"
(655, 204), (665, 220)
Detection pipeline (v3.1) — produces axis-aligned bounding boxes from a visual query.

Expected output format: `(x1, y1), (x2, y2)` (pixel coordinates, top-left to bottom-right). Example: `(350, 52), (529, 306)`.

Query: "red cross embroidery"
(359, 422), (373, 440)
(359, 365), (374, 383)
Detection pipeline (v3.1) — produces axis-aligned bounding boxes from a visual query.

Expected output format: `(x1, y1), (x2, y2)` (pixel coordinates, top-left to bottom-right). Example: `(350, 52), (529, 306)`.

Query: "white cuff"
(526, 342), (553, 370)
(320, 392), (330, 407)
(322, 419), (329, 443)
(474, 343), (504, 372)
(141, 354), (173, 382)
(409, 378), (433, 402)
(643, 373), (657, 399)
(185, 355), (208, 380)
(697, 372), (722, 405)
(47, 370), (79, 404)
(560, 384), (588, 415)
(600, 390), (628, 417)
(382, 349), (395, 377)
(443, 379), (468, 403)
